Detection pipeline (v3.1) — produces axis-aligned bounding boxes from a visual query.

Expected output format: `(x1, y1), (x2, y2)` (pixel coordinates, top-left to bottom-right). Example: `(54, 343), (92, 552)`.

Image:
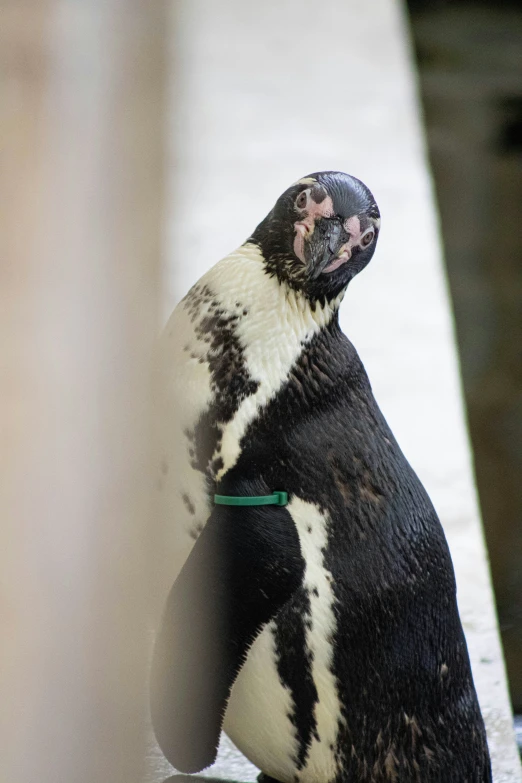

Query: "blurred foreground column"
(0, 3), (166, 782)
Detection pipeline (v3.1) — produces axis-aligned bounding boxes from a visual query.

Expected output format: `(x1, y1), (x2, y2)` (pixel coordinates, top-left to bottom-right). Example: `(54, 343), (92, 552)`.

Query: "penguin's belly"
(223, 498), (342, 783)
(223, 621), (300, 782)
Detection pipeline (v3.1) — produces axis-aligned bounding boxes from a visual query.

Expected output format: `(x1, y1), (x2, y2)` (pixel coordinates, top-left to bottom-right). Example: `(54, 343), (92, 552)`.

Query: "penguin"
(150, 171), (492, 783)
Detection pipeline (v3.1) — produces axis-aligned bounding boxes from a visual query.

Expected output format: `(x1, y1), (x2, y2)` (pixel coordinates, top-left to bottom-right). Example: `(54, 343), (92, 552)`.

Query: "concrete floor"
(148, 0), (522, 780)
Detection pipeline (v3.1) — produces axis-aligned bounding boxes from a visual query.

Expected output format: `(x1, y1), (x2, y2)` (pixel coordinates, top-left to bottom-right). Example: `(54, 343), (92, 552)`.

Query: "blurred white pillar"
(0, 3), (166, 782)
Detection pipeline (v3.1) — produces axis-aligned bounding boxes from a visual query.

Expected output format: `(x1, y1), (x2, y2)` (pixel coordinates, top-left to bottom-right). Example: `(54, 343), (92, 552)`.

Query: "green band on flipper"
(214, 491), (288, 507)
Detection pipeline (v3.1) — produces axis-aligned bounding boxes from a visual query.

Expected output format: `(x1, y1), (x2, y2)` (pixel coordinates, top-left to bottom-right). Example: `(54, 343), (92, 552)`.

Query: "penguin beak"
(308, 219), (350, 279)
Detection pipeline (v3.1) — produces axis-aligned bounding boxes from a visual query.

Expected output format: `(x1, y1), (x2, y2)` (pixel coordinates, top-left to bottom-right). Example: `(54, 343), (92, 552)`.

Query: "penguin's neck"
(197, 242), (344, 480)
(205, 242), (343, 358)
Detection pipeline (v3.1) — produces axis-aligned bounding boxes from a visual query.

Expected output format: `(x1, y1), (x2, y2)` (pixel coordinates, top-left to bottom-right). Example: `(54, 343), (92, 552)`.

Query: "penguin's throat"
(209, 243), (343, 349)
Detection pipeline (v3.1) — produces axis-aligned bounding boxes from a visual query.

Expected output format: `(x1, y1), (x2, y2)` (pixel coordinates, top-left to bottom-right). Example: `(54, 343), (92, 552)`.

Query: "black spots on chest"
(181, 493), (195, 515)
(198, 309), (258, 405)
(189, 520), (204, 541)
(181, 284), (259, 478)
(272, 588), (319, 771)
(182, 283), (214, 323)
(209, 454), (224, 478)
(157, 457), (170, 492)
(185, 282), (257, 405)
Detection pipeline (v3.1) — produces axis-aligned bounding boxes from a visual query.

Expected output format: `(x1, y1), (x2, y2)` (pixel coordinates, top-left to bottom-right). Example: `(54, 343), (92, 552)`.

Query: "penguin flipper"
(150, 500), (304, 774)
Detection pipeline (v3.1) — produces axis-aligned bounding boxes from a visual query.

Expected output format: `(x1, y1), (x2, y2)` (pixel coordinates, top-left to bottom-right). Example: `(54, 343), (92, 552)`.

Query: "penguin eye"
(361, 229), (375, 248)
(295, 190), (309, 210)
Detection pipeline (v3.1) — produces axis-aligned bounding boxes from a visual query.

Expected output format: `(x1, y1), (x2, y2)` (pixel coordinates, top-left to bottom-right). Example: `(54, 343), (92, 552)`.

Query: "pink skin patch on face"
(293, 192), (335, 264)
(322, 216), (368, 274)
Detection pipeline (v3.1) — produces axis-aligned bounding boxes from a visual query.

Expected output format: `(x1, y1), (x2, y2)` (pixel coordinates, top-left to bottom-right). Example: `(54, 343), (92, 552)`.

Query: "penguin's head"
(251, 171), (380, 301)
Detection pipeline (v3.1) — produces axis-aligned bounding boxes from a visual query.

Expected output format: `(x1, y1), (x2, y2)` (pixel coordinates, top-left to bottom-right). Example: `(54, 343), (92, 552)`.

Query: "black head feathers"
(250, 171), (380, 302)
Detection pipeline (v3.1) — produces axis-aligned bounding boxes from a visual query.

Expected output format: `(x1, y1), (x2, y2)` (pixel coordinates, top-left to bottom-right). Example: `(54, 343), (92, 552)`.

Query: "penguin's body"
(157, 242), (338, 578)
(151, 173), (491, 783)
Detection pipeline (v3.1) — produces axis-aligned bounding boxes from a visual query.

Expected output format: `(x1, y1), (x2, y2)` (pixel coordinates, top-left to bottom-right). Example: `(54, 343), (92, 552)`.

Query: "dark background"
(407, 0), (522, 714)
